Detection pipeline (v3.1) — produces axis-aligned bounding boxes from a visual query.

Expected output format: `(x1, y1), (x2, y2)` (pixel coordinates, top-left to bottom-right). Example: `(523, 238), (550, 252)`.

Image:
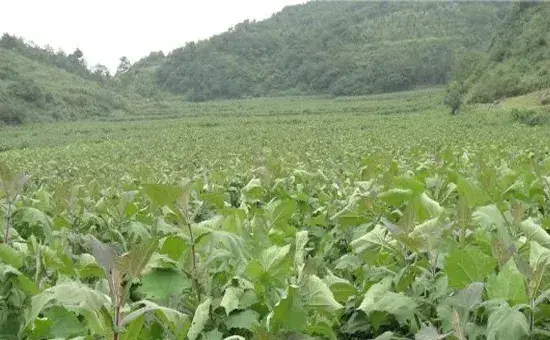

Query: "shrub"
(510, 108), (547, 126)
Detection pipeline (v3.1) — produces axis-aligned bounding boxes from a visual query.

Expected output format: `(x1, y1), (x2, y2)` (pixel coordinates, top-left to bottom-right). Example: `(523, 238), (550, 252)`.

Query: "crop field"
(2, 90), (550, 339)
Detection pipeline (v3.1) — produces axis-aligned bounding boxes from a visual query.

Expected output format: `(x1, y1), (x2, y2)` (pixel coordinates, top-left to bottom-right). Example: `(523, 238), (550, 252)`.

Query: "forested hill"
(0, 34), (137, 124)
(455, 2), (550, 104)
(131, 1), (508, 101)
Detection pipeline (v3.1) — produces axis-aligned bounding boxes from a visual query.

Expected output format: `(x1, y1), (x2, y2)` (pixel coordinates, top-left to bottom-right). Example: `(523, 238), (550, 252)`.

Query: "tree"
(444, 81), (465, 115)
(92, 64), (111, 82)
(116, 56), (131, 75)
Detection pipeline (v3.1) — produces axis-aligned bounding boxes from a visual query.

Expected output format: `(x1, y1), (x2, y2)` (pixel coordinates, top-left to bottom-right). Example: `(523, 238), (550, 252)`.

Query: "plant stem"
(4, 197), (12, 244)
(35, 243), (41, 288)
(187, 223), (202, 302)
(113, 303), (121, 340)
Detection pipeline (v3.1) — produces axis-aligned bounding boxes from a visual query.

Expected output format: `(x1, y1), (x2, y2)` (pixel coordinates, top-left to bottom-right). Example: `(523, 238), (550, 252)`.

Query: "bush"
(0, 103), (27, 125)
(510, 108), (547, 126)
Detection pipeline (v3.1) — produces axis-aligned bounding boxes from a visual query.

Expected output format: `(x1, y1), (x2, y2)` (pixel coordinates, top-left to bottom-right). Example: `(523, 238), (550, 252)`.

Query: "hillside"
(0, 34), (138, 125)
(128, 1), (509, 101)
(457, 2), (550, 104)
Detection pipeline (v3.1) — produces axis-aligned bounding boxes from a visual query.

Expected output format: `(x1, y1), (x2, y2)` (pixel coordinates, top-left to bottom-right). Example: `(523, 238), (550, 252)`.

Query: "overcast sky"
(1, 0), (307, 72)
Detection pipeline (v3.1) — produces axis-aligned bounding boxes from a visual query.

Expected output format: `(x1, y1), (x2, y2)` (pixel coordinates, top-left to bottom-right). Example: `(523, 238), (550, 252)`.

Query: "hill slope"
(0, 35), (140, 125)
(458, 2), (550, 104)
(131, 1), (508, 101)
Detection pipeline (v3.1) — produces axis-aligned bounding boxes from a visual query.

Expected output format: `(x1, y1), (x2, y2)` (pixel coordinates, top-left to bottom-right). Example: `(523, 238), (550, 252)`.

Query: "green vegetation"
(137, 1), (508, 101)
(0, 35), (136, 125)
(454, 2), (550, 104)
(3, 91), (550, 339)
(2, 1), (550, 338)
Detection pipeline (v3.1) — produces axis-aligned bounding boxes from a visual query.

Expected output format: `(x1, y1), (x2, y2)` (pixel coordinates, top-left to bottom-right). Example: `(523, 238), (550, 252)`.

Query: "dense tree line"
(451, 2), (550, 104)
(143, 1), (508, 101)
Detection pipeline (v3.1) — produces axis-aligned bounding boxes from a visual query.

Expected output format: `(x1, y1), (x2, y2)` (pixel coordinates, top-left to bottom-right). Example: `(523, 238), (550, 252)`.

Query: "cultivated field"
(2, 89), (550, 339)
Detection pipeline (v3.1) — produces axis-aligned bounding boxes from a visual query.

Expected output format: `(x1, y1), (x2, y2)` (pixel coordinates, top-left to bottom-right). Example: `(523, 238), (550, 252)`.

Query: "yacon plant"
(0, 162), (29, 243)
(87, 235), (158, 339)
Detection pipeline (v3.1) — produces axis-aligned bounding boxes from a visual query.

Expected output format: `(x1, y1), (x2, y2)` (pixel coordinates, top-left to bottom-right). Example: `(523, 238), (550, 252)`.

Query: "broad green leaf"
(13, 207), (53, 243)
(415, 323), (444, 340)
(188, 297), (212, 340)
(241, 178), (263, 200)
(270, 285), (306, 332)
(486, 260), (528, 305)
(142, 183), (183, 207)
(358, 277), (392, 312)
(122, 300), (190, 336)
(203, 329), (223, 340)
(0, 243), (24, 268)
(486, 304), (529, 340)
(444, 246), (497, 288)
(137, 269), (189, 301)
(267, 199), (297, 226)
(359, 290), (417, 326)
(302, 275), (344, 312)
(26, 281), (110, 330)
(119, 238), (159, 278)
(450, 282), (484, 315)
(120, 314), (146, 340)
(472, 204), (507, 231)
(456, 175), (490, 206)
(350, 224), (389, 254)
(220, 287), (243, 315)
(378, 188), (413, 206)
(260, 244), (290, 272)
(44, 306), (83, 338)
(529, 241), (550, 269)
(419, 192), (443, 217)
(225, 309), (260, 330)
(521, 218), (550, 248)
(160, 235), (187, 260)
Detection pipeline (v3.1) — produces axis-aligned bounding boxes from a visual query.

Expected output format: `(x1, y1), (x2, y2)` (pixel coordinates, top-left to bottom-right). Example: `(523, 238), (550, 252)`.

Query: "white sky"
(1, 0), (307, 72)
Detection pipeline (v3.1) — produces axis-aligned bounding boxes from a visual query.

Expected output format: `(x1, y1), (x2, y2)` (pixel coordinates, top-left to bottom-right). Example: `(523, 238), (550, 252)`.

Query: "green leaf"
(472, 204), (505, 230)
(294, 230), (308, 276)
(486, 304), (529, 340)
(350, 224), (389, 254)
(13, 207), (53, 242)
(358, 277), (392, 312)
(220, 287), (243, 315)
(203, 329), (223, 340)
(142, 183), (184, 207)
(120, 314), (146, 340)
(529, 241), (550, 269)
(160, 235), (187, 260)
(419, 192), (444, 217)
(486, 260), (528, 305)
(0, 243), (24, 268)
(415, 323), (444, 340)
(119, 238), (159, 278)
(26, 281), (110, 330)
(241, 178), (263, 200)
(359, 290), (417, 326)
(225, 309), (260, 330)
(260, 244), (290, 273)
(444, 246), (497, 288)
(188, 297), (212, 340)
(44, 306), (83, 338)
(137, 269), (190, 301)
(302, 275), (344, 313)
(270, 285), (307, 332)
(122, 300), (190, 335)
(378, 188), (413, 206)
(267, 199), (297, 226)
(521, 218), (550, 248)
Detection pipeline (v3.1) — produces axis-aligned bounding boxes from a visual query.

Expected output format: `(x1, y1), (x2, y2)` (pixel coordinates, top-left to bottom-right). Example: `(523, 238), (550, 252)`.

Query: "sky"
(1, 0), (308, 72)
